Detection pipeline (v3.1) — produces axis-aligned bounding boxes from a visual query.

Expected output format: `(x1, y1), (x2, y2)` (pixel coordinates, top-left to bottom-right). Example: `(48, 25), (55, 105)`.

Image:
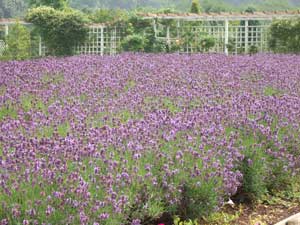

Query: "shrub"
(269, 19), (300, 53)
(121, 34), (147, 52)
(190, 0), (201, 14)
(152, 39), (167, 53)
(199, 35), (215, 52)
(1, 22), (31, 60)
(179, 179), (219, 220)
(26, 6), (89, 56)
(249, 45), (259, 55)
(235, 124), (294, 201)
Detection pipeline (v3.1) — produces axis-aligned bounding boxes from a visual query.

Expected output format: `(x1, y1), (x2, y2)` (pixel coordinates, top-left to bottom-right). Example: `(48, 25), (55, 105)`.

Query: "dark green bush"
(121, 34), (147, 52)
(269, 19), (300, 53)
(249, 45), (259, 55)
(199, 35), (215, 52)
(26, 6), (89, 56)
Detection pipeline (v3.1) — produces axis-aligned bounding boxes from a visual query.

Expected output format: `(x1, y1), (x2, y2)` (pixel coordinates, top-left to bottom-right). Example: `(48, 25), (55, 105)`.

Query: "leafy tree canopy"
(26, 6), (89, 56)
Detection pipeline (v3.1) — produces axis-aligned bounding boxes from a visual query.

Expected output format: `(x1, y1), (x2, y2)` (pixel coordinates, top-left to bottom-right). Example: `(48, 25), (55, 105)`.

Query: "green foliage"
(28, 0), (68, 9)
(263, 86), (282, 96)
(151, 39), (167, 53)
(121, 34), (147, 52)
(1, 22), (31, 60)
(179, 180), (219, 220)
(173, 215), (199, 225)
(57, 122), (70, 137)
(0, 103), (18, 121)
(203, 208), (242, 225)
(249, 45), (258, 55)
(239, 142), (268, 199)
(269, 18), (300, 53)
(128, 15), (153, 34)
(233, 122), (294, 201)
(89, 8), (128, 24)
(67, 0), (300, 12)
(199, 35), (215, 52)
(201, 0), (231, 13)
(26, 6), (89, 56)
(181, 28), (215, 53)
(190, 0), (200, 14)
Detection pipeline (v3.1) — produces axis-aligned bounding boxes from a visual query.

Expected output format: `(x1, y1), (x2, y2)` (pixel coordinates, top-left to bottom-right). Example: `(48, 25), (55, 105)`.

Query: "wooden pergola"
(140, 11), (300, 54)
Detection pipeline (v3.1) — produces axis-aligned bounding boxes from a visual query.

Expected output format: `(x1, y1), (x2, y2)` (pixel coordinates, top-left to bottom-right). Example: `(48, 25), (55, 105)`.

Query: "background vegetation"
(1, 0), (300, 18)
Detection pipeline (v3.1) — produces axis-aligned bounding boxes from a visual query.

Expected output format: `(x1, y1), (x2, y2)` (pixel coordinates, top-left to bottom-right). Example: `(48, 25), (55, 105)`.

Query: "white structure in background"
(141, 11), (300, 54)
(1, 11), (300, 56)
(0, 19), (123, 56)
(74, 24), (122, 55)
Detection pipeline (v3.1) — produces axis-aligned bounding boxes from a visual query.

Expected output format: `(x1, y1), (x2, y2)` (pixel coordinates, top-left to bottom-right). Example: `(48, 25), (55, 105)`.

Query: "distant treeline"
(70, 0), (300, 12)
(1, 0), (300, 18)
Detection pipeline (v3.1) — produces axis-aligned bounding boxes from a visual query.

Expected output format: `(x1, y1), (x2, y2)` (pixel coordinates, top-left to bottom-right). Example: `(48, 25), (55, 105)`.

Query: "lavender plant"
(0, 53), (300, 224)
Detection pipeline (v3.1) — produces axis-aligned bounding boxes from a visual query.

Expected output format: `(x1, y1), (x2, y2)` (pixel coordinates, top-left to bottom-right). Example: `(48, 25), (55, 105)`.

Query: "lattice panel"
(0, 40), (6, 56)
(75, 26), (123, 55)
(156, 21), (270, 54)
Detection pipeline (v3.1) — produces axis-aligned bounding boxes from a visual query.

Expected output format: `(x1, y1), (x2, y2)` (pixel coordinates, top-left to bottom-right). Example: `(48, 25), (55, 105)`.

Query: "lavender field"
(1, 54), (300, 224)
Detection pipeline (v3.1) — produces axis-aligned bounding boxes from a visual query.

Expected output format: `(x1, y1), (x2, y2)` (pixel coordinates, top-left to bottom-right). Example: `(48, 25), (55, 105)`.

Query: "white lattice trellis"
(0, 40), (6, 56)
(75, 25), (123, 56)
(145, 11), (300, 54)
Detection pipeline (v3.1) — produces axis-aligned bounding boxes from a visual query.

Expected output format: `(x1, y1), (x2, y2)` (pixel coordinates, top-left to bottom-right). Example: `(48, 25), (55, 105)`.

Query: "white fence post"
(153, 19), (157, 38)
(100, 26), (104, 56)
(224, 19), (229, 55)
(245, 20), (249, 53)
(4, 25), (9, 36)
(166, 25), (170, 46)
(38, 36), (42, 56)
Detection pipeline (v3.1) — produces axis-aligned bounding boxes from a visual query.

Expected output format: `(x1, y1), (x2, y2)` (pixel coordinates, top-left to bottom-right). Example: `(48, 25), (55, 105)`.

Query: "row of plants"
(1, 53), (300, 224)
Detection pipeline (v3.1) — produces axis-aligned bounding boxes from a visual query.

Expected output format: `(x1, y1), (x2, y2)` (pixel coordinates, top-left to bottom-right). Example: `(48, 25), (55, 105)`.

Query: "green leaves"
(2, 22), (31, 60)
(26, 6), (89, 56)
(121, 34), (147, 52)
(269, 19), (300, 53)
(190, 0), (201, 14)
(28, 0), (68, 9)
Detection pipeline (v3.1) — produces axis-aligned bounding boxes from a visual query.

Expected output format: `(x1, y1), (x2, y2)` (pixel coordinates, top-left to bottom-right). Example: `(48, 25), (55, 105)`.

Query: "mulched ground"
(231, 201), (300, 225)
(150, 196), (300, 225)
(203, 196), (300, 225)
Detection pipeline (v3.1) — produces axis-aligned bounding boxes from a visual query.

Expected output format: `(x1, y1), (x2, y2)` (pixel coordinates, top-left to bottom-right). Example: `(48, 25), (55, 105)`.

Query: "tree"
(26, 6), (89, 56)
(28, 0), (68, 9)
(2, 22), (31, 60)
(0, 0), (27, 18)
(190, 0), (200, 14)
